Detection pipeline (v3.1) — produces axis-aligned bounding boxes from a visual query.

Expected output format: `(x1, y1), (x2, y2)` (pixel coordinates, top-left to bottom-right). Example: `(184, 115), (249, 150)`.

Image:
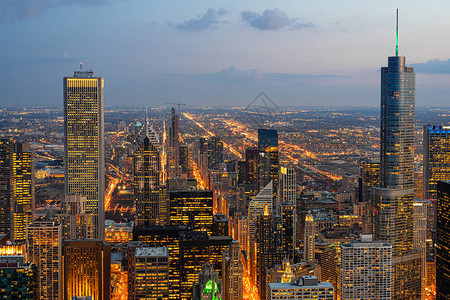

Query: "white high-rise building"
(64, 67), (104, 240)
(339, 234), (392, 300)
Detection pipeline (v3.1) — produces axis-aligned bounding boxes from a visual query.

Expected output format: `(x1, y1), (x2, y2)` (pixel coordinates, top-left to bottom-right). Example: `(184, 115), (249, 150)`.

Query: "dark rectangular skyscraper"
(437, 181), (450, 299)
(257, 129), (278, 195)
(64, 68), (105, 240)
(424, 125), (450, 200)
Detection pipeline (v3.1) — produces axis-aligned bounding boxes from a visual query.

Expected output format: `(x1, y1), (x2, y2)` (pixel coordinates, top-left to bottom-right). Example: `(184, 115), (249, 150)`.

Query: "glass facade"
(258, 129), (279, 195)
(0, 137), (14, 236)
(380, 56), (415, 189)
(424, 125), (450, 200)
(64, 71), (105, 240)
(436, 181), (450, 299)
(133, 122), (161, 226)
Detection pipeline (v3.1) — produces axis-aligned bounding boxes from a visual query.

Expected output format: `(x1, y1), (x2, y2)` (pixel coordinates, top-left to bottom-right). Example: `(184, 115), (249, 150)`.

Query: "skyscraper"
(413, 199), (428, 297)
(339, 234), (392, 300)
(0, 137), (14, 236)
(245, 147), (258, 184)
(303, 211), (315, 264)
(11, 143), (34, 243)
(256, 205), (278, 300)
(258, 129), (278, 198)
(168, 108), (180, 179)
(27, 221), (61, 299)
(436, 180), (450, 299)
(128, 247), (169, 300)
(192, 262), (222, 300)
(423, 125), (450, 200)
(0, 255), (36, 299)
(222, 240), (243, 300)
(62, 240), (111, 300)
(268, 276), (334, 300)
(57, 195), (94, 240)
(248, 181), (273, 247)
(373, 11), (421, 299)
(133, 117), (161, 226)
(169, 189), (214, 235)
(278, 166), (296, 258)
(64, 68), (105, 240)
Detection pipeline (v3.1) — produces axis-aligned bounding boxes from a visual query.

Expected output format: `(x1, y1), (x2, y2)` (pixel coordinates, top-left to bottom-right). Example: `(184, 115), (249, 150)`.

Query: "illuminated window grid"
(169, 190), (214, 236)
(64, 76), (104, 240)
(11, 150), (34, 243)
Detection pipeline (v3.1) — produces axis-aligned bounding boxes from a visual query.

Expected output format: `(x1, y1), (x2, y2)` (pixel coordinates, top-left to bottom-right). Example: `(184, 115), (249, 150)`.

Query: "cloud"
(412, 59), (450, 74)
(241, 8), (313, 31)
(171, 8), (229, 31)
(0, 0), (115, 21)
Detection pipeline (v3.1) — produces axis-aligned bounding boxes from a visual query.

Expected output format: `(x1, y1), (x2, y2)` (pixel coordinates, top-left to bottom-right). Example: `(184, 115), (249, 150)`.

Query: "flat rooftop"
(135, 247), (169, 257)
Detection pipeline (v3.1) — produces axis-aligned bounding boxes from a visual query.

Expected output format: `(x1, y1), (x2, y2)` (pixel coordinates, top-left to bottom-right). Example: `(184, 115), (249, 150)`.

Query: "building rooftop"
(135, 247), (169, 257)
(269, 275), (334, 290)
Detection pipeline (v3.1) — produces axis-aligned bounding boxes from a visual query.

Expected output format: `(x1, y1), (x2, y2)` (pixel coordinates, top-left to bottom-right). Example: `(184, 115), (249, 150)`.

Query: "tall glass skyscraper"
(258, 129), (278, 197)
(373, 11), (421, 299)
(64, 68), (105, 240)
(133, 118), (161, 226)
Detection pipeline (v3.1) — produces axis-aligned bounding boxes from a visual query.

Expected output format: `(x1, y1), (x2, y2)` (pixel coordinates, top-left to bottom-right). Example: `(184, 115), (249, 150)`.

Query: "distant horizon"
(2, 1), (450, 107)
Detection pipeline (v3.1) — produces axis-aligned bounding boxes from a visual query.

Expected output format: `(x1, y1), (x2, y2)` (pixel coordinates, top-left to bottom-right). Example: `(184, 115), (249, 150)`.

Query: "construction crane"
(165, 101), (186, 114)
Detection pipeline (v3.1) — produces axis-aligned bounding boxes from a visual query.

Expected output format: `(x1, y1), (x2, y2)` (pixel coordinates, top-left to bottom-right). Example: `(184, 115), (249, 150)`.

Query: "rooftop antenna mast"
(395, 8), (399, 57)
(80, 62), (83, 71)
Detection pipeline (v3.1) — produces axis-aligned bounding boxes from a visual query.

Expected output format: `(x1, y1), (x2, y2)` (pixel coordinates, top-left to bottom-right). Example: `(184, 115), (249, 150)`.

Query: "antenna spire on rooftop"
(396, 8), (399, 57)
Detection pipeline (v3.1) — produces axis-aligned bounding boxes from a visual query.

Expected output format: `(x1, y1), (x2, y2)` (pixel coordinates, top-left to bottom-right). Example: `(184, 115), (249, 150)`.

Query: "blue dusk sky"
(1, 0), (450, 107)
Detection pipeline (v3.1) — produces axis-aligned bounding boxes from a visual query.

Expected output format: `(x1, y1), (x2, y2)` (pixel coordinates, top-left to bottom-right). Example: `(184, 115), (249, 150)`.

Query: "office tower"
(27, 221), (61, 300)
(169, 189), (214, 235)
(360, 159), (380, 202)
(192, 262), (222, 300)
(133, 118), (161, 226)
(62, 240), (111, 300)
(339, 234), (392, 300)
(64, 68), (105, 240)
(278, 166), (296, 258)
(245, 147), (258, 184)
(315, 241), (337, 297)
(11, 143), (34, 243)
(424, 125), (450, 200)
(179, 231), (210, 299)
(179, 144), (189, 174)
(168, 108), (180, 179)
(414, 170), (424, 199)
(373, 13), (421, 300)
(222, 241), (243, 300)
(209, 137), (224, 169)
(436, 181), (450, 299)
(209, 235), (233, 279)
(268, 276), (334, 300)
(0, 255), (35, 299)
(237, 217), (248, 252)
(0, 137), (14, 236)
(133, 226), (187, 299)
(258, 129), (279, 195)
(248, 181), (273, 246)
(304, 211), (315, 263)
(413, 199), (428, 297)
(129, 247), (169, 300)
(58, 195), (94, 240)
(256, 206), (279, 300)
(213, 213), (228, 236)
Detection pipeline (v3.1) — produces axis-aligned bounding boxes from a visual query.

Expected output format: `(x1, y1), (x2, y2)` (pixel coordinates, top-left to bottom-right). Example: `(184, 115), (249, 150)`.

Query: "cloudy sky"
(1, 0), (450, 107)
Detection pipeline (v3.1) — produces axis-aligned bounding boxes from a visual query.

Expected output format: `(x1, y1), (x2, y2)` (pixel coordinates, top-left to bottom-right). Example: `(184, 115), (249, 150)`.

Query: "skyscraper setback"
(133, 117), (162, 226)
(373, 11), (421, 299)
(64, 68), (105, 240)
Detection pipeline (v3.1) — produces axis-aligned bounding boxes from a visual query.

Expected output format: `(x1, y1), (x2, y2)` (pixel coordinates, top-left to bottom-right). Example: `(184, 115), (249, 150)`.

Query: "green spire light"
(396, 8), (399, 56)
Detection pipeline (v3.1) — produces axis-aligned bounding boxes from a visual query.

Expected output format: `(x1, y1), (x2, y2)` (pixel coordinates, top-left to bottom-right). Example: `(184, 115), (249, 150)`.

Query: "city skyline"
(2, 1), (450, 107)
